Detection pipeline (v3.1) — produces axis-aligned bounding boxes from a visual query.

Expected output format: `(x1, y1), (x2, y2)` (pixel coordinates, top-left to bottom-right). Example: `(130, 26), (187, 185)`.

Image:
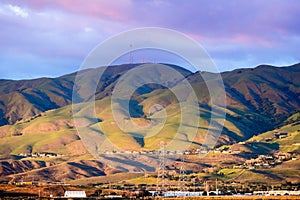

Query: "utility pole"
(205, 181), (210, 196)
(216, 179), (218, 195)
(178, 156), (187, 191)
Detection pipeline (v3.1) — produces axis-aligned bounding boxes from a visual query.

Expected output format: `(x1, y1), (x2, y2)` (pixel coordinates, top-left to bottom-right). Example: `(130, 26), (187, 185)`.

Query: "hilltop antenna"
(156, 141), (166, 194)
(129, 44), (133, 64)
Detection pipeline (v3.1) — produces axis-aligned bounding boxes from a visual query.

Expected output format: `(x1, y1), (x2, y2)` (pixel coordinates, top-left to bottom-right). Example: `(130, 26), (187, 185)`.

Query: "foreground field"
(0, 183), (299, 199)
(167, 197), (300, 200)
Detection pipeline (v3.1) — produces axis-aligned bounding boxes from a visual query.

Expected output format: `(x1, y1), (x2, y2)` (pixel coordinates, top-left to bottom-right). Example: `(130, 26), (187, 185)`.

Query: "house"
(64, 191), (86, 198)
(265, 155), (273, 160)
(222, 150), (231, 154)
(263, 163), (270, 167)
(213, 150), (221, 153)
(274, 132), (288, 139)
(231, 150), (241, 154)
(15, 181), (33, 186)
(265, 138), (272, 142)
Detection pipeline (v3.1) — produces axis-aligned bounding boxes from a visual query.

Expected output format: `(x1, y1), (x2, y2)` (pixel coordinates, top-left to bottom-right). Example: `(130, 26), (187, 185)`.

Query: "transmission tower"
(178, 156), (187, 191)
(156, 141), (166, 194)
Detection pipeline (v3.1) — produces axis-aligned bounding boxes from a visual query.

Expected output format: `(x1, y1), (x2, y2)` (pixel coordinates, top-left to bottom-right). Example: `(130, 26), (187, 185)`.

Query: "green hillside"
(0, 63), (300, 183)
(0, 63), (299, 157)
(247, 112), (300, 153)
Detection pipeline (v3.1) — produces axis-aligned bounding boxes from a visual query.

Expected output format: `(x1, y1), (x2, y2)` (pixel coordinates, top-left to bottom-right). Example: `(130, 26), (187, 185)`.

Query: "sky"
(0, 0), (300, 79)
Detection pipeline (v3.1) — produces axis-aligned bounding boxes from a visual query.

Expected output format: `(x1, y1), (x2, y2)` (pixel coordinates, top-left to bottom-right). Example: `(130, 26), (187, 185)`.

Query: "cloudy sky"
(0, 0), (299, 79)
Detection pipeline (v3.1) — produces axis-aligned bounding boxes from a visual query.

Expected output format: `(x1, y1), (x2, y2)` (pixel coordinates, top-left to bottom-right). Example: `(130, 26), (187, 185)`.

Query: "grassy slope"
(0, 64), (300, 183)
(1, 63), (299, 149)
(1, 93), (297, 159)
(0, 91), (267, 182)
(0, 103), (85, 158)
(217, 159), (300, 184)
(247, 112), (300, 153)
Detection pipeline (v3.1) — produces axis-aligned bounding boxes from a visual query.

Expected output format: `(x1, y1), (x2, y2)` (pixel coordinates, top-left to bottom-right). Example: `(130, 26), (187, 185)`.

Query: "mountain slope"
(0, 63), (299, 143)
(0, 63), (191, 125)
(0, 76), (74, 125)
(0, 63), (300, 182)
(0, 63), (299, 154)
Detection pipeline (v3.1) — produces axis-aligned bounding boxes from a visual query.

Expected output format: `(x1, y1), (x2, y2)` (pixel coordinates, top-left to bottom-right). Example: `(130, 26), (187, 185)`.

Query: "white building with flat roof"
(64, 191), (86, 198)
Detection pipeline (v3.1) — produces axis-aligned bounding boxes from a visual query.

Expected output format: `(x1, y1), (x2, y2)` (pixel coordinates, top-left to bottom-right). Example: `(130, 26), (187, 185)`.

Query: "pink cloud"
(233, 34), (273, 48)
(0, 0), (299, 79)
(7, 0), (132, 21)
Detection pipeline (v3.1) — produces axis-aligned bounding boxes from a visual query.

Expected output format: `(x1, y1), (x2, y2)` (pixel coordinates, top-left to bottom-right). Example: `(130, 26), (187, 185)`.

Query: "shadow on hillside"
(68, 162), (106, 176)
(101, 154), (155, 172)
(129, 133), (145, 147)
(251, 169), (283, 182)
(234, 142), (280, 159)
(199, 104), (276, 143)
(114, 99), (145, 118)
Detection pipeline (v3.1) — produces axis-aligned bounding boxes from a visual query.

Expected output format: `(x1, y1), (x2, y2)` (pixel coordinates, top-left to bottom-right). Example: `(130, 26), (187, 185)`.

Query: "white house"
(64, 191), (86, 198)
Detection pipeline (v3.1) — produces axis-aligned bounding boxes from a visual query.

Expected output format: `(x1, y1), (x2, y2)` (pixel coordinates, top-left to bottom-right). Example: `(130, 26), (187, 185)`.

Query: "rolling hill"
(0, 62), (300, 182)
(0, 63), (300, 151)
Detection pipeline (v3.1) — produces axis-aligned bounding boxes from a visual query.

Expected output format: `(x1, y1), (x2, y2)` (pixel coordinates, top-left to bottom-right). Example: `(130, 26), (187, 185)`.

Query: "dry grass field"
(166, 196), (300, 200)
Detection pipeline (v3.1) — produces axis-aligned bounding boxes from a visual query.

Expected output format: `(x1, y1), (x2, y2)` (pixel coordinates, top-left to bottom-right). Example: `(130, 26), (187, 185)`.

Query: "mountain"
(1, 63), (299, 124)
(0, 76), (74, 125)
(0, 63), (299, 142)
(0, 63), (191, 125)
(197, 63), (300, 134)
(223, 64), (300, 115)
(0, 63), (300, 182)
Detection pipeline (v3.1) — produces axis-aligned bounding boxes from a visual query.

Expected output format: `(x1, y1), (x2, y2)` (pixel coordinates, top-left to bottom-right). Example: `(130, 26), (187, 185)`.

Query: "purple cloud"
(0, 0), (299, 79)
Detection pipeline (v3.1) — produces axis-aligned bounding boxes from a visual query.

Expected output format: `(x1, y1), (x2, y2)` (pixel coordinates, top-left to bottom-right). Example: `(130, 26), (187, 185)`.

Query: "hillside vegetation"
(0, 63), (300, 182)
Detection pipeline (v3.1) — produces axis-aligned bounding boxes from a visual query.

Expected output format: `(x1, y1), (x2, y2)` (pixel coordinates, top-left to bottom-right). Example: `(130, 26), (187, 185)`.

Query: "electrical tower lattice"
(179, 156), (187, 191)
(156, 142), (167, 193)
